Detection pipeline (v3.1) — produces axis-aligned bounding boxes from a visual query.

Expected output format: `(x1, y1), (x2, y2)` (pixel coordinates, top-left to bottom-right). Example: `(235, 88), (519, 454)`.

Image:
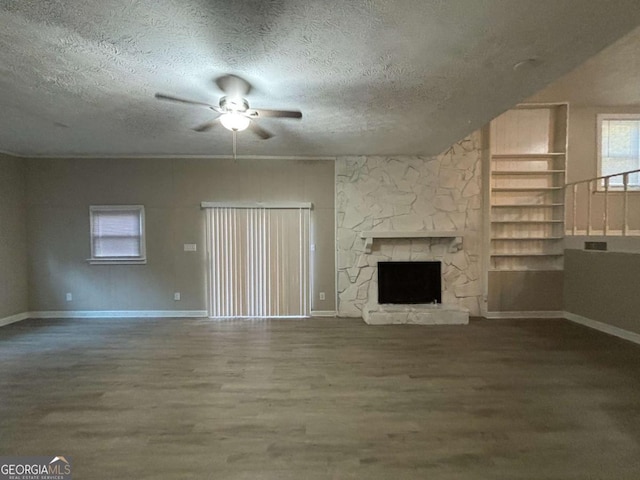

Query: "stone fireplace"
(336, 133), (483, 321)
(364, 258), (467, 325)
(358, 238), (470, 325)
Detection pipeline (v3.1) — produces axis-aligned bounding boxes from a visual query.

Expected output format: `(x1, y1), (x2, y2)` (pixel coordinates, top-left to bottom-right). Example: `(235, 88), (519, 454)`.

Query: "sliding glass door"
(205, 205), (310, 317)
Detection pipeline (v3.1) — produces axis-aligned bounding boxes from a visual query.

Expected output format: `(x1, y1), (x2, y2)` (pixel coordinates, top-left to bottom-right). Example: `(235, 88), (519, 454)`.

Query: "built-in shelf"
(491, 252), (564, 257)
(491, 153), (565, 158)
(492, 170), (565, 175)
(489, 267), (564, 272)
(489, 103), (567, 275)
(492, 187), (564, 191)
(359, 231), (463, 253)
(491, 220), (563, 224)
(492, 236), (563, 240)
(492, 203), (564, 208)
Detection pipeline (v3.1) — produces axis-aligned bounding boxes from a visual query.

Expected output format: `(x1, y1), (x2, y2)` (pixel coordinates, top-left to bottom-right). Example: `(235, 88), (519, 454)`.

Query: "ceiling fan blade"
(215, 74), (252, 97)
(192, 117), (220, 132)
(248, 121), (273, 140)
(155, 93), (217, 109)
(249, 108), (302, 119)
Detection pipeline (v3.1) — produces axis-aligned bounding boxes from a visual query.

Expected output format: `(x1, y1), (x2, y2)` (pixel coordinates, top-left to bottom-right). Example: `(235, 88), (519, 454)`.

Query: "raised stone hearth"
(363, 303), (469, 325)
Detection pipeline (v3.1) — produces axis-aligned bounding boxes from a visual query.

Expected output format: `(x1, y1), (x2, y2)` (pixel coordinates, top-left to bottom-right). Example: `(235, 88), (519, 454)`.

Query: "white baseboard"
(311, 310), (337, 317)
(29, 310), (208, 319)
(564, 311), (640, 346)
(2, 310), (334, 326)
(0, 312), (30, 327)
(483, 311), (564, 319)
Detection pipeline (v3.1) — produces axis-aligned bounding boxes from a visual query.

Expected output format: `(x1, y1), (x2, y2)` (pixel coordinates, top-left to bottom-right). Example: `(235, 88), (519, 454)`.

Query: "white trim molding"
(311, 310), (337, 317)
(564, 311), (640, 346)
(0, 148), (23, 157)
(29, 310), (208, 319)
(0, 312), (30, 327)
(483, 311), (564, 319)
(21, 154), (338, 160)
(1, 310), (342, 326)
(201, 201), (313, 210)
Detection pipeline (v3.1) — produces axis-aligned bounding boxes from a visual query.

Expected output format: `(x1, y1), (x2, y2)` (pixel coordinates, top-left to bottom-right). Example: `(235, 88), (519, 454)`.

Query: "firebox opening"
(377, 261), (441, 304)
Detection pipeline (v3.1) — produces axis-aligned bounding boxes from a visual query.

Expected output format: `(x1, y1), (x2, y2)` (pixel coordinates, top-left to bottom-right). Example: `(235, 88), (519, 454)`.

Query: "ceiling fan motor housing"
(219, 96), (249, 113)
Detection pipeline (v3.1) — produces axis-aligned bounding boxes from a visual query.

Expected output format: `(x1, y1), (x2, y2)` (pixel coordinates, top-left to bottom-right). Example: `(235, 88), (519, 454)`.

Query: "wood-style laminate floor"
(1, 317), (640, 479)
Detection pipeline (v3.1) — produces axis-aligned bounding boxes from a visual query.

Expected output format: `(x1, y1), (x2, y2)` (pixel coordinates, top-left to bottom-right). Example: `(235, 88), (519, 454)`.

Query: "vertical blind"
(205, 206), (310, 317)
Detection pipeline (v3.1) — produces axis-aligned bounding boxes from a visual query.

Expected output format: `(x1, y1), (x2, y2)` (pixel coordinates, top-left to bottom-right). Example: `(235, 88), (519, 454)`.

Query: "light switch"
(184, 244), (197, 252)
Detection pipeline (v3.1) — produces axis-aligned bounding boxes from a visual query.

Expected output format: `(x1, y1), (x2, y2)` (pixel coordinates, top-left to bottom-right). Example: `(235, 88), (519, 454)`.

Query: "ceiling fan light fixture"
(220, 112), (250, 132)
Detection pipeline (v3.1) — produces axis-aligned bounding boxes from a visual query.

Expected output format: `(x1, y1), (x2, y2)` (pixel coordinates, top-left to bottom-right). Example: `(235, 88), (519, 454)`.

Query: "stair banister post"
(623, 173), (629, 236)
(587, 180), (593, 236)
(571, 184), (577, 235)
(603, 177), (609, 236)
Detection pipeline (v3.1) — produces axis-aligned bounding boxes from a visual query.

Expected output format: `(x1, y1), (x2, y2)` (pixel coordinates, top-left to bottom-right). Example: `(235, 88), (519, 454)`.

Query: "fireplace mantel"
(359, 231), (463, 253)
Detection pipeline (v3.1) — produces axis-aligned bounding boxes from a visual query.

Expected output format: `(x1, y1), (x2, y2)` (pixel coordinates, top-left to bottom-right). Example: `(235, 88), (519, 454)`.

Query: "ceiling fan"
(155, 74), (302, 140)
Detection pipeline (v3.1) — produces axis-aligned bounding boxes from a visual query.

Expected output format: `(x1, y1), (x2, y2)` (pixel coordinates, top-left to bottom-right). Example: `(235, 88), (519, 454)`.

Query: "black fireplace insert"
(377, 261), (441, 304)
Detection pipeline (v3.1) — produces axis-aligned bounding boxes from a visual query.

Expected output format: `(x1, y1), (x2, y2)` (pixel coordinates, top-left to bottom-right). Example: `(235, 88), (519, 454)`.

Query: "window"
(598, 114), (640, 188)
(89, 205), (146, 264)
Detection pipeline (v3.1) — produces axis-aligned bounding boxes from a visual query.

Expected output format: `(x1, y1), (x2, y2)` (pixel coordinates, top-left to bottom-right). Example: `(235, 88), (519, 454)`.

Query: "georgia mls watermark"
(0, 457), (71, 480)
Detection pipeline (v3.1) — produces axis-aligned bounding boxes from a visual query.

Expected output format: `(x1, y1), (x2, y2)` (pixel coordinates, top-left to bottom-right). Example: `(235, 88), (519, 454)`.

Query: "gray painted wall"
(563, 106), (640, 184)
(488, 271), (563, 312)
(562, 106), (640, 233)
(539, 105), (640, 329)
(0, 154), (29, 318)
(564, 249), (640, 335)
(26, 157), (335, 313)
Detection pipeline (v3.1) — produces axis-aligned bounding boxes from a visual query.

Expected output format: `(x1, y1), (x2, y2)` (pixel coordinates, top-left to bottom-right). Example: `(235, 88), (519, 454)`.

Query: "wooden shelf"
(489, 267), (564, 272)
(492, 236), (563, 240)
(492, 203), (564, 208)
(492, 170), (565, 175)
(491, 153), (565, 158)
(491, 252), (564, 257)
(492, 187), (563, 191)
(491, 220), (563, 224)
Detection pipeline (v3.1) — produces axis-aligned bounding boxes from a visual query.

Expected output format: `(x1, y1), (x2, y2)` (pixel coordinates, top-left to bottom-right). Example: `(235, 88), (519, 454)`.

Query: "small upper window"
(89, 205), (146, 264)
(598, 114), (640, 189)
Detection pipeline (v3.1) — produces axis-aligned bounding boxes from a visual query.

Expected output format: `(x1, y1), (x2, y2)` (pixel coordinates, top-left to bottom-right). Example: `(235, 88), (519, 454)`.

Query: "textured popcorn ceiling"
(2, 0), (640, 157)
(529, 25), (640, 107)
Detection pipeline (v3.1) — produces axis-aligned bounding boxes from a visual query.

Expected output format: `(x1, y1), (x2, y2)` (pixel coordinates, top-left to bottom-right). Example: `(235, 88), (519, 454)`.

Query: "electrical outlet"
(174, 292), (181, 301)
(319, 292), (325, 301)
(65, 293), (72, 302)
(184, 244), (197, 252)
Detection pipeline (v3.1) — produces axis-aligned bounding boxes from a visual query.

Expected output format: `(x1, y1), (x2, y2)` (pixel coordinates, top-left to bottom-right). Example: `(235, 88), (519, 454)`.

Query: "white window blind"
(599, 116), (640, 187)
(205, 206), (310, 317)
(90, 206), (146, 263)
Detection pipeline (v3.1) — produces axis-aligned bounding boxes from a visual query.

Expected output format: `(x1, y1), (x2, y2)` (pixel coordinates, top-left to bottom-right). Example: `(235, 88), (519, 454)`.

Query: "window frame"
(88, 205), (147, 265)
(596, 113), (640, 191)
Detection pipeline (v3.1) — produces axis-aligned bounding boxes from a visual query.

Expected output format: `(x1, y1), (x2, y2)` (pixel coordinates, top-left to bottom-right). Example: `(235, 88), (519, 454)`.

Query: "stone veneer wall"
(336, 133), (483, 317)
